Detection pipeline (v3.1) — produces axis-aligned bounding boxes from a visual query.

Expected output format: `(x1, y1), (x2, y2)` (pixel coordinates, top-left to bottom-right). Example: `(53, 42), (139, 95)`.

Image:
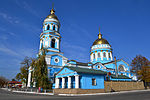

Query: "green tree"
(33, 49), (50, 89)
(11, 78), (16, 81)
(15, 73), (21, 81)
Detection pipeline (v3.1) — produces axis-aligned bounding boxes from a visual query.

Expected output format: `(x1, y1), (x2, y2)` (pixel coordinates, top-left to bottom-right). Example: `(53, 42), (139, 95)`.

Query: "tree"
(138, 66), (150, 89)
(131, 55), (150, 76)
(15, 73), (21, 81)
(11, 78), (16, 81)
(32, 49), (50, 89)
(131, 55), (150, 88)
(0, 76), (8, 88)
(15, 56), (32, 87)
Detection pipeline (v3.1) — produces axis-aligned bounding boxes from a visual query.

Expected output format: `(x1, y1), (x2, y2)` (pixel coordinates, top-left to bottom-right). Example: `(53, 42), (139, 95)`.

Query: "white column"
(62, 77), (65, 88)
(95, 52), (97, 61)
(75, 75), (79, 89)
(57, 39), (59, 49)
(45, 25), (47, 30)
(39, 40), (42, 49)
(91, 53), (93, 62)
(110, 52), (113, 60)
(50, 24), (52, 30)
(106, 52), (109, 60)
(68, 76), (71, 88)
(100, 52), (103, 60)
(27, 69), (31, 87)
(55, 78), (59, 88)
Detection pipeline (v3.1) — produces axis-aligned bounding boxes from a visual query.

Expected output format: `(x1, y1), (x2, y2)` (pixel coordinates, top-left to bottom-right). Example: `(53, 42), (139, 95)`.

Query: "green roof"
(65, 66), (107, 75)
(110, 74), (131, 79)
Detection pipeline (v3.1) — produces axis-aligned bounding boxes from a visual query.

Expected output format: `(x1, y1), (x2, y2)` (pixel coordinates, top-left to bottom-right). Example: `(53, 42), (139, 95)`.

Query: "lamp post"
(114, 56), (118, 77)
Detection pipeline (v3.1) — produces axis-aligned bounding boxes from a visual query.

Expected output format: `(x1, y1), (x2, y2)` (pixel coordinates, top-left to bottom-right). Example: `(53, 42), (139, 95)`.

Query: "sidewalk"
(1, 88), (150, 96)
(58, 89), (150, 96)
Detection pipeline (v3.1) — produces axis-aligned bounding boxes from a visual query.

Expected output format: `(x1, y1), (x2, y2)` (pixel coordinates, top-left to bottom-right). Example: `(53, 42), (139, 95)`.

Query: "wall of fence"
(104, 81), (144, 92)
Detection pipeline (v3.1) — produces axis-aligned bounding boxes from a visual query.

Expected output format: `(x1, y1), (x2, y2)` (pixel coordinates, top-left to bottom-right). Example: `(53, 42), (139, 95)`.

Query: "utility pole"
(114, 56), (118, 77)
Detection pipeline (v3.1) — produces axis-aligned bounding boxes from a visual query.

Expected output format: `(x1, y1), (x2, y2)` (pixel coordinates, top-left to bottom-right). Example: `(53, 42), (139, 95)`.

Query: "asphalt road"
(0, 89), (150, 100)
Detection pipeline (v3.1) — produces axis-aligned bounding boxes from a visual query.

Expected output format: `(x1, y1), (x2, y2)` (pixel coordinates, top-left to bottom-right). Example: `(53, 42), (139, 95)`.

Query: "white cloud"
(0, 45), (20, 57)
(15, 0), (40, 17)
(0, 43), (37, 58)
(0, 12), (20, 24)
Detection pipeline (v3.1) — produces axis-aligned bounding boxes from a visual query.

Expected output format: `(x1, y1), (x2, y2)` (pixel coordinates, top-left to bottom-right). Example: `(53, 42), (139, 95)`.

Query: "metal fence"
(9, 87), (53, 93)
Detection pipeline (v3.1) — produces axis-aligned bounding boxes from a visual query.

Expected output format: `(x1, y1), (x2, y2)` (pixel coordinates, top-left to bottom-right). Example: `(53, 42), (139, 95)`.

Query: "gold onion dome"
(92, 29), (110, 46)
(46, 8), (59, 21)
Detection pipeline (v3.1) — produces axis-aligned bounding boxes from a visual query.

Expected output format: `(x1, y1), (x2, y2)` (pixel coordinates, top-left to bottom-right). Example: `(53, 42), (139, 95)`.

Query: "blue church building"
(27, 7), (137, 91)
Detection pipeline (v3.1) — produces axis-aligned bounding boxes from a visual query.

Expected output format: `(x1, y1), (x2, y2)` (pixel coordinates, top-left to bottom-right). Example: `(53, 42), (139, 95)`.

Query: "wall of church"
(91, 48), (113, 64)
(48, 67), (61, 77)
(50, 55), (63, 66)
(104, 81), (144, 92)
(80, 73), (105, 89)
(104, 60), (132, 77)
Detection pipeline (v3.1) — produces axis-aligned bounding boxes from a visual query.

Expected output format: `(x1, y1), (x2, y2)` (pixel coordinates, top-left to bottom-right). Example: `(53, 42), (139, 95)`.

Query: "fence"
(10, 88), (53, 93)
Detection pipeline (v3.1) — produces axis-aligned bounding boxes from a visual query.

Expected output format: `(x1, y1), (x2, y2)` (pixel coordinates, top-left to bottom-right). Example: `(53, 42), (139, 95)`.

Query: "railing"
(8, 87), (53, 93)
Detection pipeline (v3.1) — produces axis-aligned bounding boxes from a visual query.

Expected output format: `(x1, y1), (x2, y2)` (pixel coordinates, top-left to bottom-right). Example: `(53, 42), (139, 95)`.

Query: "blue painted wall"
(50, 55), (62, 66)
(79, 73), (105, 89)
(48, 67), (61, 77)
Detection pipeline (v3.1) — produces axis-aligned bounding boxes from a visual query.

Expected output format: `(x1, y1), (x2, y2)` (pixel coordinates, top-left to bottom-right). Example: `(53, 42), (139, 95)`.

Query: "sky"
(0, 0), (150, 80)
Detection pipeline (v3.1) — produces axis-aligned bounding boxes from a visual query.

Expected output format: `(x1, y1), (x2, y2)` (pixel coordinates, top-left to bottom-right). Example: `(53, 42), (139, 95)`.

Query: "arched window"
(47, 24), (50, 30)
(93, 54), (95, 59)
(103, 52), (106, 57)
(108, 53), (111, 58)
(51, 38), (55, 48)
(118, 65), (125, 72)
(98, 52), (100, 58)
(53, 25), (55, 30)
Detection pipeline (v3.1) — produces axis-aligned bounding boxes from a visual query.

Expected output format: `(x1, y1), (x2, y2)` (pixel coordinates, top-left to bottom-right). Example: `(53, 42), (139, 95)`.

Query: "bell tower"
(39, 7), (61, 53)
(39, 7), (67, 83)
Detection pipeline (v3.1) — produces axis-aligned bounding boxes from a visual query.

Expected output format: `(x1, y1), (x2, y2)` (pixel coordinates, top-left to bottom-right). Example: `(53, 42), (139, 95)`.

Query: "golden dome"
(92, 29), (110, 45)
(93, 38), (109, 45)
(46, 8), (59, 21)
